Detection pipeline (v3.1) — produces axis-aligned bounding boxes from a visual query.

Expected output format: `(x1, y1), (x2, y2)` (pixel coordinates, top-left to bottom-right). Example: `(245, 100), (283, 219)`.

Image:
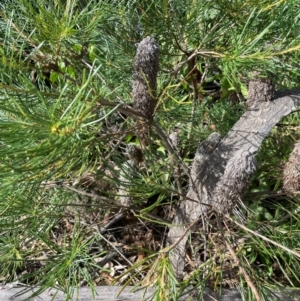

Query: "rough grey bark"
(132, 36), (160, 119)
(168, 88), (300, 279)
(283, 142), (300, 193)
(246, 76), (275, 108)
(189, 132), (222, 200)
(168, 132), (221, 277)
(212, 148), (257, 213)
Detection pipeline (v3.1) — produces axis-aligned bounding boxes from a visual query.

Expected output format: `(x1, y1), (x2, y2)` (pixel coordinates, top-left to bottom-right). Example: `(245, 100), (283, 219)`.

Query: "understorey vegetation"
(0, 0), (300, 300)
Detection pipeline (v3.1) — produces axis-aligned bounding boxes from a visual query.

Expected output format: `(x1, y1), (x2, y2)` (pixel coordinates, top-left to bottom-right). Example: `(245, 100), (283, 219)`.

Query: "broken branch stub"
(132, 36), (160, 120)
(246, 76), (275, 108)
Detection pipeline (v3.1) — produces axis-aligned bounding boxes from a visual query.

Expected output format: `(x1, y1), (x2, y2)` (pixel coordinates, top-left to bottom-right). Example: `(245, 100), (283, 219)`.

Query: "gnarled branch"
(168, 88), (300, 279)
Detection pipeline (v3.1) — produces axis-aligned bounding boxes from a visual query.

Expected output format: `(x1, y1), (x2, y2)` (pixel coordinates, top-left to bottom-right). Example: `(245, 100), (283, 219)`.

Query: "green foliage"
(0, 0), (300, 300)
